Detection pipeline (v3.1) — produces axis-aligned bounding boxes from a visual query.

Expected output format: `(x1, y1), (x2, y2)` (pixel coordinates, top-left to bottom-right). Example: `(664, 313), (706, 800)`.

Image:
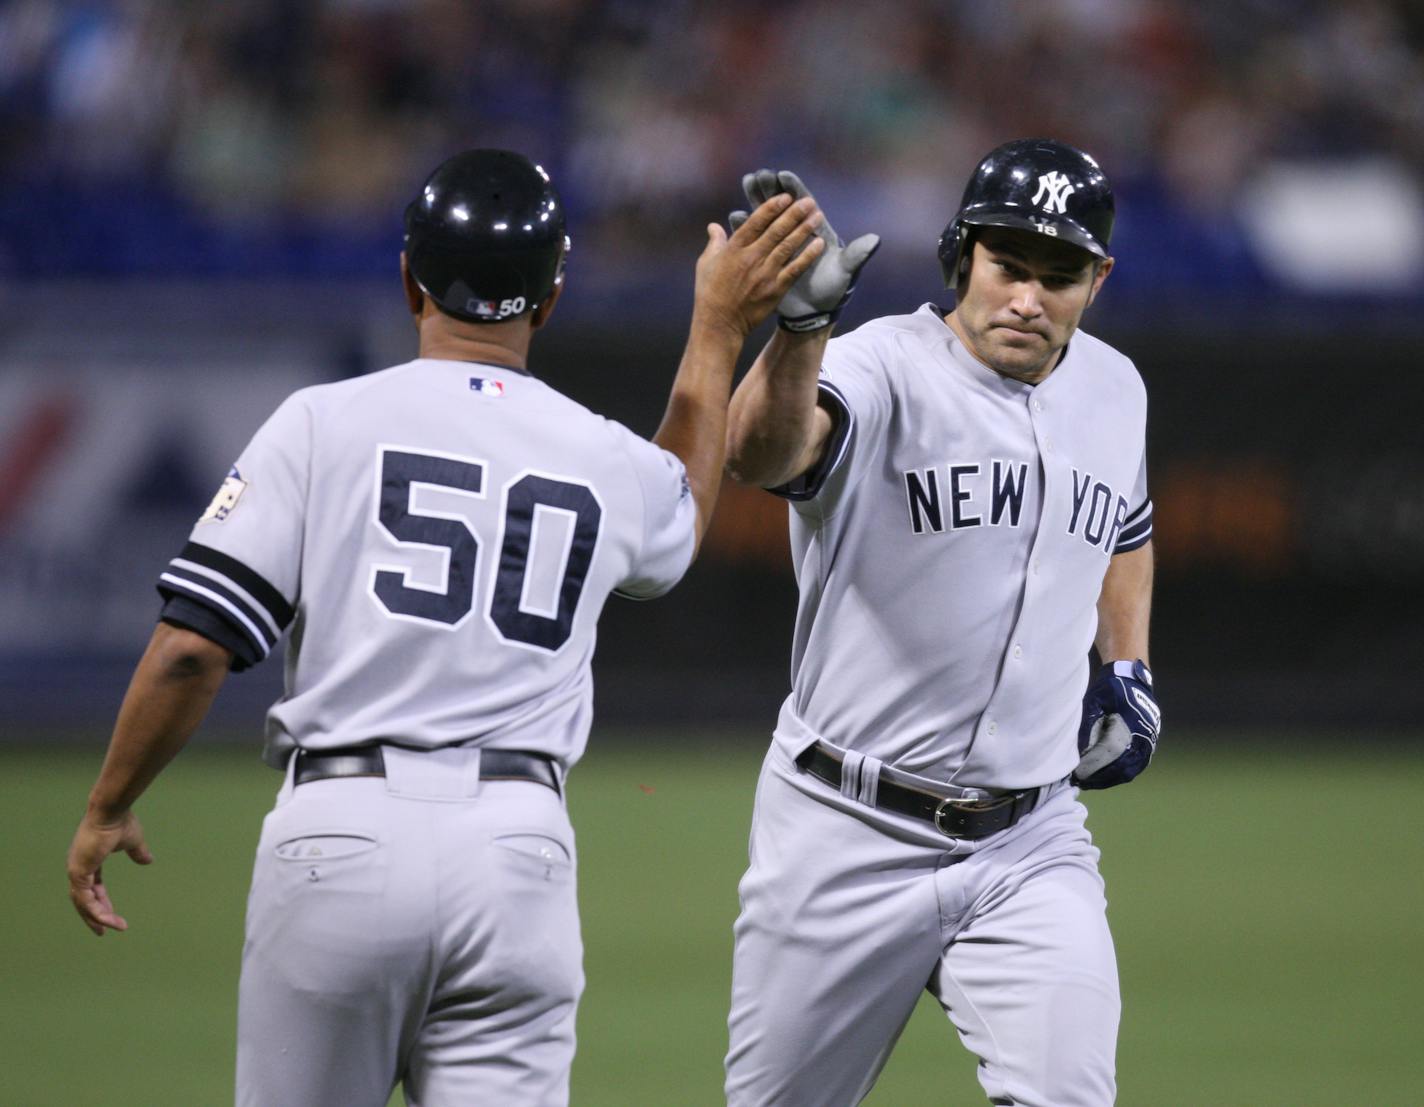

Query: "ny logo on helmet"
(1032, 171), (1076, 214)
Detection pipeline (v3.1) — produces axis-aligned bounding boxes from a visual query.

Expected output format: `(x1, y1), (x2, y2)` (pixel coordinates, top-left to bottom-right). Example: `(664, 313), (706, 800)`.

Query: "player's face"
(949, 228), (1113, 384)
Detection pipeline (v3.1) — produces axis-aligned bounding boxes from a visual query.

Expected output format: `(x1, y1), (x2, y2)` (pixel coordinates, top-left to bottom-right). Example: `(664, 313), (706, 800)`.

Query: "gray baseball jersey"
(157, 357), (695, 769)
(726, 304), (1151, 1106)
(157, 356), (695, 1106)
(772, 303), (1151, 790)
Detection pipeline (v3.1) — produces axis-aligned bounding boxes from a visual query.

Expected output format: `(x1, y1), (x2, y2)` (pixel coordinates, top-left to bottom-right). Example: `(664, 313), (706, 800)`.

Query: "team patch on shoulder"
(198, 466), (248, 523)
(469, 376), (505, 397)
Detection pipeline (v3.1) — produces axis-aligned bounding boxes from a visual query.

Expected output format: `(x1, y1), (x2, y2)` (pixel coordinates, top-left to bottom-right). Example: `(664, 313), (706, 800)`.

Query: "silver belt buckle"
(932, 793), (1006, 837)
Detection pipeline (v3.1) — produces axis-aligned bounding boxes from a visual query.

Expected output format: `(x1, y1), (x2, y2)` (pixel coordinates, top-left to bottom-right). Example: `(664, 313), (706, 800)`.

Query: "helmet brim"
(959, 208), (1109, 260)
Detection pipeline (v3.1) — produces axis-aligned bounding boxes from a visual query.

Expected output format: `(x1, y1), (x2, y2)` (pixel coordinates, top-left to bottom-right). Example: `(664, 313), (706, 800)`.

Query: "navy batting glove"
(1072, 660), (1161, 790)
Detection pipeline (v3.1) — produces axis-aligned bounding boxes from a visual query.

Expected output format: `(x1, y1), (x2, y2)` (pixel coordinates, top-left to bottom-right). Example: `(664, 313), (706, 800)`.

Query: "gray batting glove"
(729, 169), (879, 333)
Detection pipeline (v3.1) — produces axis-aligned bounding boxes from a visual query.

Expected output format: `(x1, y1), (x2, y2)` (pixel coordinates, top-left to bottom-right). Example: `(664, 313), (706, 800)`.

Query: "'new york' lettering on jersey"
(901, 459), (1147, 556)
(771, 304), (1151, 790)
(157, 358), (696, 770)
(903, 459), (1030, 535)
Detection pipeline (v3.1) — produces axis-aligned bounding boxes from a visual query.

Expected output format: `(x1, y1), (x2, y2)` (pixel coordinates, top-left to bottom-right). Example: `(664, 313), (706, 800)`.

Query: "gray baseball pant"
(236, 748), (583, 1107)
(725, 745), (1119, 1106)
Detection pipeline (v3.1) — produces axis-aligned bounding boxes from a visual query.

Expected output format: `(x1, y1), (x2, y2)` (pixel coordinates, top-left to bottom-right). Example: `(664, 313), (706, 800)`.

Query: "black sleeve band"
(156, 542), (294, 662)
(173, 541), (295, 626)
(1114, 500), (1154, 553)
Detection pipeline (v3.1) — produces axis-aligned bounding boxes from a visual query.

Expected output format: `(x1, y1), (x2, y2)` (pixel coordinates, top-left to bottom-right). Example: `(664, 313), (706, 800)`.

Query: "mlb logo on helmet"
(469, 377), (505, 397)
(466, 297), (500, 318)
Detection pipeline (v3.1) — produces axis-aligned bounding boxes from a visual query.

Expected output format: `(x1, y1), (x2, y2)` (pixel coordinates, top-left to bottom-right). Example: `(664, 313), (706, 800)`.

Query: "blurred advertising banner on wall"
(0, 357), (319, 732)
(3, 294), (1422, 735)
(0, 361), (313, 649)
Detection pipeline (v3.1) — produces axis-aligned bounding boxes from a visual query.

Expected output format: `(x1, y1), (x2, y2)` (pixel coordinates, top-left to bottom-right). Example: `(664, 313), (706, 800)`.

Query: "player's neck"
(416, 315), (533, 371)
(942, 309), (1062, 386)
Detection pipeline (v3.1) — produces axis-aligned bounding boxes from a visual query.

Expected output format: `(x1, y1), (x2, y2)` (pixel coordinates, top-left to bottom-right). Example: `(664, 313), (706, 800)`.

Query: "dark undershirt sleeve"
(159, 595), (261, 671)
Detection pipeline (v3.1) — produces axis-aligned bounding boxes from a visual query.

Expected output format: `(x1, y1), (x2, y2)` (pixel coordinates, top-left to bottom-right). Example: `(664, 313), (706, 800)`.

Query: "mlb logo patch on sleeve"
(469, 377), (506, 397)
(199, 466), (248, 523)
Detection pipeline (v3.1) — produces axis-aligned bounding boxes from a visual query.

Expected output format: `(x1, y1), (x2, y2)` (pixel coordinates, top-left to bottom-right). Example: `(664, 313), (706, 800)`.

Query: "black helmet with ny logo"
(938, 138), (1115, 289)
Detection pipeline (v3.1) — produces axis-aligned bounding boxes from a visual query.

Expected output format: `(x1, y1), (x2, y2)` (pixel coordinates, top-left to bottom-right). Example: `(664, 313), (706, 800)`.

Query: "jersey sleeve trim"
(768, 380), (854, 502)
(1113, 499), (1153, 553)
(155, 541), (295, 660)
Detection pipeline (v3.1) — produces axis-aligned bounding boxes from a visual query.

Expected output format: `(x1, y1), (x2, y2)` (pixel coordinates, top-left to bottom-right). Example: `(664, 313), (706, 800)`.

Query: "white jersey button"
(1013, 645), (1023, 659)
(1032, 399), (1043, 412)
(986, 720), (998, 735)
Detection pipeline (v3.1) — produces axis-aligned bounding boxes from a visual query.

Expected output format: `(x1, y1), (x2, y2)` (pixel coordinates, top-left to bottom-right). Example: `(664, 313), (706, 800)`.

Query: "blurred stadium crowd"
(3, 0), (1424, 292)
(4, 2), (1424, 731)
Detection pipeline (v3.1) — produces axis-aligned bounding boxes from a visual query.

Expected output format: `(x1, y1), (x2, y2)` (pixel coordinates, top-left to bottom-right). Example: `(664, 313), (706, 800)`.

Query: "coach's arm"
(67, 622), (232, 935)
(652, 195), (825, 546)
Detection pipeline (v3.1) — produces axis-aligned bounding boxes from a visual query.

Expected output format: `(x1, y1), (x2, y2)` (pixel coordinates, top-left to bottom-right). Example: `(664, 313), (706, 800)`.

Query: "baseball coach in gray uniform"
(722, 139), (1160, 1106)
(65, 148), (827, 1106)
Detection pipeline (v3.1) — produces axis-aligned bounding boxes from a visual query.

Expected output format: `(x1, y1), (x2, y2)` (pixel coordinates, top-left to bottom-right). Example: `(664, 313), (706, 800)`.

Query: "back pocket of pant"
(494, 833), (572, 881)
(270, 832), (386, 899)
(274, 833), (380, 862)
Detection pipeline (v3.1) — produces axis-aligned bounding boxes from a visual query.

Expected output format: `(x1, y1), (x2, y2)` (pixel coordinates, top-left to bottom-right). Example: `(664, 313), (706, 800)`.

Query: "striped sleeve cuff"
(1114, 499), (1153, 553)
(156, 541), (295, 663)
(769, 380), (854, 502)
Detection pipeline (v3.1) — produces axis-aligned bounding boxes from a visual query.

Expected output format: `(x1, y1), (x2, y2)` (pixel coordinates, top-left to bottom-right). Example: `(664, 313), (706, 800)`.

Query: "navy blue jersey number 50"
(372, 448), (602, 651)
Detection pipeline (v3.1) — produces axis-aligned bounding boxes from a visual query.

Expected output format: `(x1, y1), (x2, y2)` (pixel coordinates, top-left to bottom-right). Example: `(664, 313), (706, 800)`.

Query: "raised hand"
(694, 192), (828, 339)
(731, 170), (880, 332)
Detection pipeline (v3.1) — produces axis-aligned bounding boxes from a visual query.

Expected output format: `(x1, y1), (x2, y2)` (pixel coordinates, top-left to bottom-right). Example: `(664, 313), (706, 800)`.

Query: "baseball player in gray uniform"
(65, 148), (826, 1107)
(721, 139), (1160, 1106)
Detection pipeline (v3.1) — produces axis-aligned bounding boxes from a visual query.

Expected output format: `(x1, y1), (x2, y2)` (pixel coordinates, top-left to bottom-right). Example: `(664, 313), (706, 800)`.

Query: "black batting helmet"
(938, 138), (1114, 289)
(404, 149), (569, 323)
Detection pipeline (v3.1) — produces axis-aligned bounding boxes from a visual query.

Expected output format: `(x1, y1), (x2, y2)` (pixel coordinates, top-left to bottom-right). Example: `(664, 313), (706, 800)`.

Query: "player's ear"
(530, 281), (563, 331)
(400, 252), (424, 319)
(1086, 256), (1114, 306)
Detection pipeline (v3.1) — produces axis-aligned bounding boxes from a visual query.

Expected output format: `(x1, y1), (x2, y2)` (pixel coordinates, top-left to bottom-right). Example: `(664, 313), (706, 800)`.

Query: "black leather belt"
(795, 743), (1041, 840)
(293, 746), (559, 793)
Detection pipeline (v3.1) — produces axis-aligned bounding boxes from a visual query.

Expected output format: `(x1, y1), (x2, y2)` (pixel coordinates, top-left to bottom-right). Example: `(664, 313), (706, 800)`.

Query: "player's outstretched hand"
(67, 809), (153, 936)
(730, 170), (879, 333)
(1072, 660), (1161, 790)
(694, 193), (827, 340)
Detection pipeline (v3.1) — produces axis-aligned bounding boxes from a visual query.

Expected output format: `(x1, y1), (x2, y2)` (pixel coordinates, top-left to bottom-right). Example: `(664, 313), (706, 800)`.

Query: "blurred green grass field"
(3, 735), (1421, 1106)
